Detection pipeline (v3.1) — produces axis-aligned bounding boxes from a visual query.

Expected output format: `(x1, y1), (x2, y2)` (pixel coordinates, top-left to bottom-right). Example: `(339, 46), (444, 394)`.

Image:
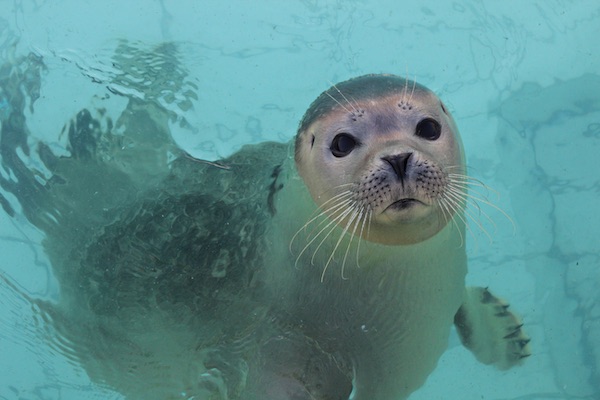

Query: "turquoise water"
(0, 1), (599, 399)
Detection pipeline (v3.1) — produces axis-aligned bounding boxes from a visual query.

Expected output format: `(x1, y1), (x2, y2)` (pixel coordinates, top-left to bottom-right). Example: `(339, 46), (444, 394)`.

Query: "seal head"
(295, 74), (465, 245)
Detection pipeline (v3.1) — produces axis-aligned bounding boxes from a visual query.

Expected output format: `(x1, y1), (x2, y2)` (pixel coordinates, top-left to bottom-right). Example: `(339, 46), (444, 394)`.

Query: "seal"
(0, 73), (531, 400)
(264, 74), (531, 399)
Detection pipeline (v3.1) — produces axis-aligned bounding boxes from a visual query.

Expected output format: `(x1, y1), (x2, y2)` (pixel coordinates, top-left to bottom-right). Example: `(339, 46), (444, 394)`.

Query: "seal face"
(295, 75), (464, 244)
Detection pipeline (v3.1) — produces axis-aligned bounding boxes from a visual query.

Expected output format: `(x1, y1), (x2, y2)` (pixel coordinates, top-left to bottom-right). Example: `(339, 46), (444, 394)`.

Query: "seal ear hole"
(415, 118), (441, 141)
(440, 101), (448, 115)
(311, 135), (315, 148)
(330, 133), (358, 157)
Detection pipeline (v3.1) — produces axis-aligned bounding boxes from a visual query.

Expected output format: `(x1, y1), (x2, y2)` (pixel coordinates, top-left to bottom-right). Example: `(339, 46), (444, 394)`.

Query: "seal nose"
(382, 152), (413, 186)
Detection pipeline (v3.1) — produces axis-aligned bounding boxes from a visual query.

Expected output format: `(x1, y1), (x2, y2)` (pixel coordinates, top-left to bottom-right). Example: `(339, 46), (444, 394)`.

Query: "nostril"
(382, 152), (413, 182)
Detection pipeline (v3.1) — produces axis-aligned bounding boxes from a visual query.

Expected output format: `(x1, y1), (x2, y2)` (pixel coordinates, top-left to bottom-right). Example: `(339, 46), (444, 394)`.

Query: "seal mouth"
(385, 198), (425, 211)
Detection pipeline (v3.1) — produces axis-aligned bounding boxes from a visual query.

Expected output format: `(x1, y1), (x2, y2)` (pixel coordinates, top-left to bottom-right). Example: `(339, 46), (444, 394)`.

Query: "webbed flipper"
(454, 286), (531, 370)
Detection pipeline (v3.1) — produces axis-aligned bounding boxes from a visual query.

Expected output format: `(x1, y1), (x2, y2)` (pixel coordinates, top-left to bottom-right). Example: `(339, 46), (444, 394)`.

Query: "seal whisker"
(355, 205), (371, 269)
(446, 170), (503, 201)
(473, 194), (515, 233)
(293, 201), (356, 267)
(340, 89), (361, 113)
(324, 90), (353, 115)
(316, 182), (356, 194)
(328, 81), (360, 115)
(297, 184), (356, 234)
(298, 204), (356, 268)
(308, 184), (354, 208)
(446, 185), (498, 234)
(436, 195), (452, 225)
(303, 197), (355, 238)
(321, 206), (361, 282)
(310, 206), (356, 267)
(408, 77), (417, 105)
(447, 200), (475, 249)
(402, 73), (409, 104)
(439, 189), (477, 245)
(302, 192), (354, 228)
(447, 182), (497, 200)
(442, 186), (490, 251)
(437, 197), (465, 248)
(289, 192), (354, 252)
(444, 165), (468, 171)
(446, 184), (515, 233)
(446, 183), (505, 224)
(446, 181), (496, 215)
(447, 173), (499, 195)
(344, 91), (361, 113)
(444, 187), (493, 244)
(341, 206), (366, 279)
(445, 170), (515, 235)
(447, 182), (496, 203)
(365, 207), (373, 241)
(294, 218), (340, 268)
(309, 187), (355, 214)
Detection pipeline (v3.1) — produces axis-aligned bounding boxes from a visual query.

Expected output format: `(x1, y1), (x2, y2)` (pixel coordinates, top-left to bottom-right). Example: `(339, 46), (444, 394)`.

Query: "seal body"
(0, 74), (530, 400)
(260, 75), (469, 398)
(265, 167), (467, 399)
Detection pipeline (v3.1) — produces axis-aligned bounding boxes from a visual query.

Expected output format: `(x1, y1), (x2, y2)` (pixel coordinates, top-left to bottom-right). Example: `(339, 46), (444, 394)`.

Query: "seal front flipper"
(454, 286), (531, 370)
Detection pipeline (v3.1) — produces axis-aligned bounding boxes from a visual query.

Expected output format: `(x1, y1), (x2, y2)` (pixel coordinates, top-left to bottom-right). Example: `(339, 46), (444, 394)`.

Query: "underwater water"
(0, 1), (599, 399)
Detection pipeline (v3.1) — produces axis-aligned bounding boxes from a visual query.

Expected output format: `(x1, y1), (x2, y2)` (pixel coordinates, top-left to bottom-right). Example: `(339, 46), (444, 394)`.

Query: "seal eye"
(415, 118), (441, 141)
(330, 133), (357, 157)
